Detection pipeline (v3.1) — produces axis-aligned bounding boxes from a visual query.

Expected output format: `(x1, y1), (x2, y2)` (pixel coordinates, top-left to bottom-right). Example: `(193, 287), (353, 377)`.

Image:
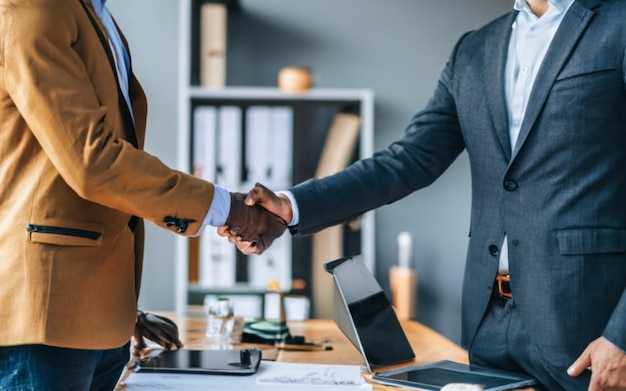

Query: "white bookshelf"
(175, 0), (375, 316)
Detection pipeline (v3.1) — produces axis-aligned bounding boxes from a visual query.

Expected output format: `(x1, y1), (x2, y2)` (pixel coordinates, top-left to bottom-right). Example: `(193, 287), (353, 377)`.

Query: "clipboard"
(136, 348), (262, 376)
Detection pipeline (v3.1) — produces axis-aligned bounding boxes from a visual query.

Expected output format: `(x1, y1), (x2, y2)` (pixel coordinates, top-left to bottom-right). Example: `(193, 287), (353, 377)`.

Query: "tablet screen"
(372, 360), (536, 391)
(384, 367), (519, 388)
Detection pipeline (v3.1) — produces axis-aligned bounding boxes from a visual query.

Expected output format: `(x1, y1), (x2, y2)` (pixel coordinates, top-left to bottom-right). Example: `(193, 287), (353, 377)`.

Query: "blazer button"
(503, 179), (518, 191)
(488, 244), (499, 256)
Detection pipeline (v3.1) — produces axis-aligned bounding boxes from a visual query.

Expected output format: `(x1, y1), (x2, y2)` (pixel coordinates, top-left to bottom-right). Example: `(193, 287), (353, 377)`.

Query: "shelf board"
(186, 86), (373, 102)
(188, 283), (269, 295)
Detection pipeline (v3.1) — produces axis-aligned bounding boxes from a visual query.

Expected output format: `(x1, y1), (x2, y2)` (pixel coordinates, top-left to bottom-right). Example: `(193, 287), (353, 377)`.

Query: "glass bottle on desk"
(205, 297), (243, 348)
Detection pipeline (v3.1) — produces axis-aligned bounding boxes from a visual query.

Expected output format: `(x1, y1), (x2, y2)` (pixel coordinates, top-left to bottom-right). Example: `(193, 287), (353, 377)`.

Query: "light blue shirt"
(499, 0), (574, 273)
(505, 0), (575, 150)
(90, 0), (132, 120)
(204, 185), (230, 228)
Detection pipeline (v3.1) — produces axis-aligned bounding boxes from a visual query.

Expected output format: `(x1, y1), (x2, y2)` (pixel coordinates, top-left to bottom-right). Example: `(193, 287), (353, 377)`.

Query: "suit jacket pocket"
(555, 64), (616, 82)
(557, 228), (626, 255)
(26, 222), (104, 247)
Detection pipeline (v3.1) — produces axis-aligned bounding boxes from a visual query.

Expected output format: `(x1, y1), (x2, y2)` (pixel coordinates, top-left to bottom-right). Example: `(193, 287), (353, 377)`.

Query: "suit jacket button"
(503, 179), (518, 191)
(488, 244), (499, 256)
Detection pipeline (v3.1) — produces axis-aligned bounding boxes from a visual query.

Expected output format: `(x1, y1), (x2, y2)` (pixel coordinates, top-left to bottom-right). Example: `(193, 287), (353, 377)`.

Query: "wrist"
(276, 190), (298, 226)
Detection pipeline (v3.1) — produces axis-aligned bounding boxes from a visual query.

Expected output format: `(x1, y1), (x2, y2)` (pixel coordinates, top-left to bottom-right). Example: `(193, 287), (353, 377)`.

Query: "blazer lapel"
(484, 12), (517, 163)
(509, 1), (595, 162)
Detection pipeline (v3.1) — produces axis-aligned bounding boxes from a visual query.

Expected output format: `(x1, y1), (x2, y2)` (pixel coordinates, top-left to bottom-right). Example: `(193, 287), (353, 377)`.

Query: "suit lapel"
(484, 12), (517, 163)
(509, 1), (595, 162)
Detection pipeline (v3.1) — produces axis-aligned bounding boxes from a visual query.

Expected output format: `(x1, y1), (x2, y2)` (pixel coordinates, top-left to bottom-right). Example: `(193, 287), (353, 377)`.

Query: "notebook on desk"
(324, 256), (415, 372)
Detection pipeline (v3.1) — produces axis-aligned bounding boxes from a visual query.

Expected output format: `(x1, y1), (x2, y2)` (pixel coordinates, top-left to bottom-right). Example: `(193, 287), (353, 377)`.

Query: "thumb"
(246, 183), (293, 223)
(568, 349), (592, 377)
(244, 183), (268, 206)
(246, 183), (279, 210)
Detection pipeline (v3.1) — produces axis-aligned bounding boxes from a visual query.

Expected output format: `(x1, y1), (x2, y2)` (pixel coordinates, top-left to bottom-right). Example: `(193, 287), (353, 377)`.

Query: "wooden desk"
(160, 307), (468, 390)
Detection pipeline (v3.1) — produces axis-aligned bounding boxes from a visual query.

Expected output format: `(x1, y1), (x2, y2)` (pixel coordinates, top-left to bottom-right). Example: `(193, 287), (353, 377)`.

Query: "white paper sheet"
(120, 361), (371, 391)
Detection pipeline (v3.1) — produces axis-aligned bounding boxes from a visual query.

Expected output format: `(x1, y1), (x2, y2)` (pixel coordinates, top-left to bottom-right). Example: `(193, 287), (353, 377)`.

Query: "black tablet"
(372, 360), (536, 391)
(136, 348), (262, 376)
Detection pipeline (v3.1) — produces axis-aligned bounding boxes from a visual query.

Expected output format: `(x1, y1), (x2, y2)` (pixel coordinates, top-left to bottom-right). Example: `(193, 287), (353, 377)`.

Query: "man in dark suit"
(223, 0), (626, 389)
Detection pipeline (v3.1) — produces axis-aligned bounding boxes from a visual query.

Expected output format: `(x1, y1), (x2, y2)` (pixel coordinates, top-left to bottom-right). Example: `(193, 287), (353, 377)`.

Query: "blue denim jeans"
(0, 342), (129, 391)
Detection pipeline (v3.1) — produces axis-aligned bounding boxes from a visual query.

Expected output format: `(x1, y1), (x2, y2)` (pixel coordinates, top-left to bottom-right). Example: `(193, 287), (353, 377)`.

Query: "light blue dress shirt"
(90, 0), (132, 119)
(205, 185), (230, 228)
(499, 0), (574, 273)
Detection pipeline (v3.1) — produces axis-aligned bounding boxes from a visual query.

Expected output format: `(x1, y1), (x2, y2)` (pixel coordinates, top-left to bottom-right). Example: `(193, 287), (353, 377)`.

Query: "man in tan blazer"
(0, 0), (285, 389)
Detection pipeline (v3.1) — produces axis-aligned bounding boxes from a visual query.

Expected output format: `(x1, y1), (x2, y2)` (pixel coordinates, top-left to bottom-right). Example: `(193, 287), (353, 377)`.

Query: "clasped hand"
(221, 185), (291, 254)
(219, 183), (292, 255)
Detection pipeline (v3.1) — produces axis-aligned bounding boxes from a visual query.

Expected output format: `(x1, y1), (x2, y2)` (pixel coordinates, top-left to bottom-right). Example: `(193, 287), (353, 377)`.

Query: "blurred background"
(109, 0), (512, 345)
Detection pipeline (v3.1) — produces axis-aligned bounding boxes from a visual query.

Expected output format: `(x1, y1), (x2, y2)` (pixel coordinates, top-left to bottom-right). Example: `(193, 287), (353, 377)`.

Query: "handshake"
(220, 183), (293, 254)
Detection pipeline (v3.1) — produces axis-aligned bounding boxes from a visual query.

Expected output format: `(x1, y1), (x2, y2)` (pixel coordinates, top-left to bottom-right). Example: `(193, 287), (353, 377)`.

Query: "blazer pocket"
(555, 66), (616, 82)
(557, 228), (626, 255)
(26, 222), (104, 247)
(552, 66), (617, 93)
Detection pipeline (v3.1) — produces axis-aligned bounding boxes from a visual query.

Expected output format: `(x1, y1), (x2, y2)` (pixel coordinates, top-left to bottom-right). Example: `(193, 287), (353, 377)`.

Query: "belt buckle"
(496, 274), (512, 299)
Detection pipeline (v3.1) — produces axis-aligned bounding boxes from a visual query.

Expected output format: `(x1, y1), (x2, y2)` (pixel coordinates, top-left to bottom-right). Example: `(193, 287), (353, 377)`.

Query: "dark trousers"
(0, 342), (129, 391)
(469, 294), (591, 390)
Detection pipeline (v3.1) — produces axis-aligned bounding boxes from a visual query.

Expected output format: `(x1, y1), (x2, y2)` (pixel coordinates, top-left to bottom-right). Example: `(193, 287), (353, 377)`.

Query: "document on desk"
(120, 361), (372, 390)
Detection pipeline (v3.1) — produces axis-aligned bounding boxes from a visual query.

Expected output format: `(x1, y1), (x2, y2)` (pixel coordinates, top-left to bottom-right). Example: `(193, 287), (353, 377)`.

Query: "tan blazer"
(0, 0), (214, 349)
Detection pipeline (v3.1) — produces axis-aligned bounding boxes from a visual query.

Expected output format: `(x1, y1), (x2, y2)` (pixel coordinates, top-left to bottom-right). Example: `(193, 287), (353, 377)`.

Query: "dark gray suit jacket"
(290, 0), (626, 368)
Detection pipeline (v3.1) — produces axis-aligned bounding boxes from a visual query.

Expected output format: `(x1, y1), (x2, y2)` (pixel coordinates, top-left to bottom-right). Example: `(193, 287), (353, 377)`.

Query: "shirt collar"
(513, 0), (575, 14)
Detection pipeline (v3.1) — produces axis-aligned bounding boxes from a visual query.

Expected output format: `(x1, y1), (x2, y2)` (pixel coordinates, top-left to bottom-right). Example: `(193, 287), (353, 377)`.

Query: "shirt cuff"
(276, 190), (299, 227)
(203, 185), (231, 227)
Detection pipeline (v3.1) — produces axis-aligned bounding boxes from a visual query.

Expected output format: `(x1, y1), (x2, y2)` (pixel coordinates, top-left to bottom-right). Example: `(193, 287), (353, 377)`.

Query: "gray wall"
(110, 0), (512, 344)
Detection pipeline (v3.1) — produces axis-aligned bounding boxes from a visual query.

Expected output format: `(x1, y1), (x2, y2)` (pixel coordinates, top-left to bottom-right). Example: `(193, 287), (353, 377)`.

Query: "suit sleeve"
(290, 35), (469, 235)
(604, 51), (626, 351)
(604, 289), (626, 351)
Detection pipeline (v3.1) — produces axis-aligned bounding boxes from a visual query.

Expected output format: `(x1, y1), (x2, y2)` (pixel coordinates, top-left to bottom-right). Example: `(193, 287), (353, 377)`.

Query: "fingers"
(217, 226), (241, 243)
(224, 192), (259, 242)
(576, 337), (626, 390)
(219, 226), (262, 255)
(245, 183), (273, 205)
(568, 350), (591, 377)
(223, 186), (289, 255)
(237, 240), (261, 255)
(226, 192), (286, 243)
(216, 226), (229, 237)
(135, 310), (184, 351)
